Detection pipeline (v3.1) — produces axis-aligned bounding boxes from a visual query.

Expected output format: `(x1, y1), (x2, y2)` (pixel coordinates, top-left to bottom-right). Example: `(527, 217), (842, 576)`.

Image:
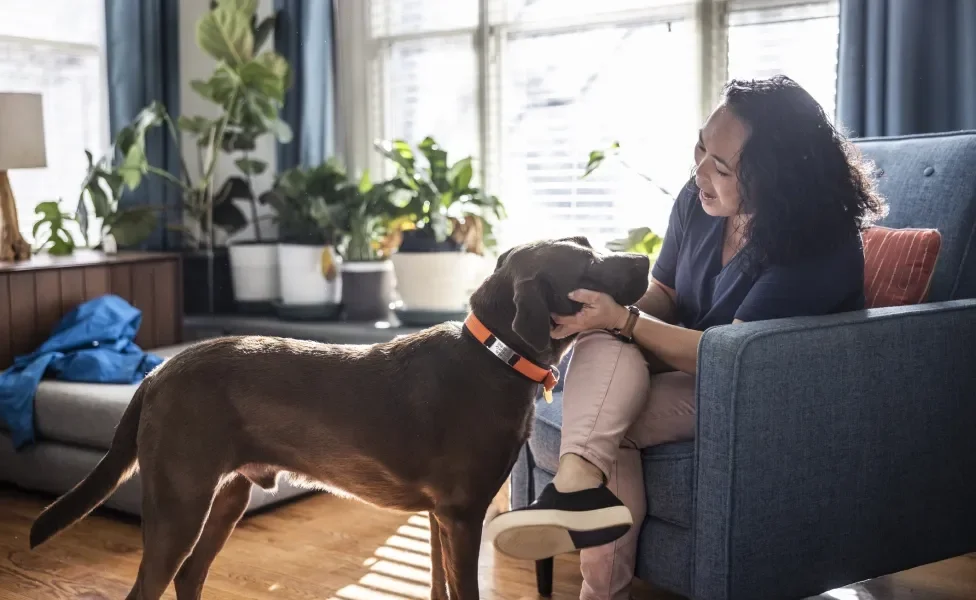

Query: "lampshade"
(0, 92), (47, 170)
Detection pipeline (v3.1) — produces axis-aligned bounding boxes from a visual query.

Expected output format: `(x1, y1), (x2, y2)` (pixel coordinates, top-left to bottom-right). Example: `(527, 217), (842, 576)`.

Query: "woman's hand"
(551, 289), (630, 339)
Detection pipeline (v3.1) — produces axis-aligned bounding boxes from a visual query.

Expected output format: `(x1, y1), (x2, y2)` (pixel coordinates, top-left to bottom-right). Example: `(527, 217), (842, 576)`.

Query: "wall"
(178, 0), (278, 243)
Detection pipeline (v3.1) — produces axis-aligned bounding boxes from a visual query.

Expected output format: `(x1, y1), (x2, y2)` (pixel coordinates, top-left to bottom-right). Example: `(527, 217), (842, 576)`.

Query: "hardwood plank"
(83, 266), (112, 301)
(8, 272), (37, 358)
(2, 486), (974, 600)
(33, 270), (62, 348)
(0, 274), (11, 368)
(58, 268), (86, 317)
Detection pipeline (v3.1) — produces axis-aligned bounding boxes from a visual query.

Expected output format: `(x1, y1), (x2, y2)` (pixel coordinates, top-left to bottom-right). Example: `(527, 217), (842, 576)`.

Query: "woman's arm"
(636, 278), (679, 324)
(552, 287), (742, 376)
(626, 314), (701, 374)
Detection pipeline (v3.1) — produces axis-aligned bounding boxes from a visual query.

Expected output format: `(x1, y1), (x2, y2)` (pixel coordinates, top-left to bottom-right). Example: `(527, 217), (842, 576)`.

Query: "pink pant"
(559, 330), (696, 600)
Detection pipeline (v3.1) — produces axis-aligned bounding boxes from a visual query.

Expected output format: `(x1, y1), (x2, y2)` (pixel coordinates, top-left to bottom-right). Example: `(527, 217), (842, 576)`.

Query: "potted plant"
(258, 161), (346, 320)
(201, 0), (282, 312)
(374, 136), (505, 324)
(111, 0), (292, 314)
(179, 0), (290, 313)
(32, 146), (160, 256)
(337, 171), (403, 321)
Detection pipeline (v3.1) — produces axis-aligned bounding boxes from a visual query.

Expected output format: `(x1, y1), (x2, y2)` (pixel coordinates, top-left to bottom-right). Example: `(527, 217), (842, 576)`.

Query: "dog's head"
(470, 236), (650, 362)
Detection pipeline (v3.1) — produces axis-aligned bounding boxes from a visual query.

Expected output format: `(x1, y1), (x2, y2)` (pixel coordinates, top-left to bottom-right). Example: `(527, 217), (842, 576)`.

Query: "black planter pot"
(342, 260), (395, 321)
(182, 248), (236, 315)
(398, 228), (461, 253)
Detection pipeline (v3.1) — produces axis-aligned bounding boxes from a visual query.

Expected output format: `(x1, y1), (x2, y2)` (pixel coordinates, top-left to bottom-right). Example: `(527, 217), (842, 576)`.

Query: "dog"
(28, 236), (650, 600)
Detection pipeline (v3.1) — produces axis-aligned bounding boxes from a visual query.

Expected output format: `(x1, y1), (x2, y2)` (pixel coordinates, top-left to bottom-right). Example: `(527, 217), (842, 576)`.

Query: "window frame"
(339, 0), (839, 247)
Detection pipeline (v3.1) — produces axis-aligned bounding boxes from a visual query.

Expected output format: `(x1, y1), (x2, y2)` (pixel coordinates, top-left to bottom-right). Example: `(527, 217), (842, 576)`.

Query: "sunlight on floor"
(820, 587), (873, 600)
(332, 512), (434, 600)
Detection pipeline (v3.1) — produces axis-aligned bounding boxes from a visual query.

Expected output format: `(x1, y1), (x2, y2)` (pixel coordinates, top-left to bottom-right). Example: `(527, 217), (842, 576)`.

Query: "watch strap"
(613, 305), (640, 342)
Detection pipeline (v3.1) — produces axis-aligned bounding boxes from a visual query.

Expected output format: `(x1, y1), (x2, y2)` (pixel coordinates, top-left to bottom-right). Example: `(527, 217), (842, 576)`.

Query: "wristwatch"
(611, 305), (641, 342)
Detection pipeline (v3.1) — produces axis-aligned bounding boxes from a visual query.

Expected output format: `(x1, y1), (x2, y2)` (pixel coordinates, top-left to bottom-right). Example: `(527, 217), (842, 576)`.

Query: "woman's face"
(693, 103), (749, 218)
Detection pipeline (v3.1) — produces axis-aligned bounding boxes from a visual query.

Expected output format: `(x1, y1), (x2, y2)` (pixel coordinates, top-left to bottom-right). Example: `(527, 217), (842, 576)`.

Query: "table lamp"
(0, 92), (47, 262)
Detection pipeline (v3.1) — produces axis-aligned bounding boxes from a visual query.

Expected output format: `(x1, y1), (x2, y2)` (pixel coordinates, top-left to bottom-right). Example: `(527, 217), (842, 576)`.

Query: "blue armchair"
(511, 130), (976, 600)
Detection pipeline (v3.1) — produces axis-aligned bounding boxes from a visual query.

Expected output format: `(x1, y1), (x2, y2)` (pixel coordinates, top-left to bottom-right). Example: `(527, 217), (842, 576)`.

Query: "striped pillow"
(862, 226), (942, 308)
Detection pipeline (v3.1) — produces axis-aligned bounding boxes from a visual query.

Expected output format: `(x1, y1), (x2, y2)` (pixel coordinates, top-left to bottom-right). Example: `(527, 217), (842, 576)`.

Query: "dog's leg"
(173, 476), (252, 599)
(126, 475), (221, 600)
(429, 513), (448, 600)
(437, 511), (483, 600)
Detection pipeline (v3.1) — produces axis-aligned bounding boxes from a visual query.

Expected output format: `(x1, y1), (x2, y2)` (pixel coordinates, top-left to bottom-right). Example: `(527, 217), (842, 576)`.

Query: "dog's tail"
(29, 381), (147, 549)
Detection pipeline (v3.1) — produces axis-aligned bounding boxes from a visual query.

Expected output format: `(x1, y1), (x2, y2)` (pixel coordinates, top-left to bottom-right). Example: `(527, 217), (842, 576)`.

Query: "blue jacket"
(0, 294), (164, 449)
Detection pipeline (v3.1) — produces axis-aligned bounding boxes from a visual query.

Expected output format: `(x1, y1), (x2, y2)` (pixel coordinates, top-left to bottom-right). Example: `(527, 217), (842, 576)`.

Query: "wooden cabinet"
(0, 251), (183, 369)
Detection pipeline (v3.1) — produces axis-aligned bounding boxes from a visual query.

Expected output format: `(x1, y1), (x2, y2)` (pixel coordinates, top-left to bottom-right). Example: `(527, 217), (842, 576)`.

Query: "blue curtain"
(104, 0), (183, 251)
(274, 0), (336, 170)
(836, 0), (976, 137)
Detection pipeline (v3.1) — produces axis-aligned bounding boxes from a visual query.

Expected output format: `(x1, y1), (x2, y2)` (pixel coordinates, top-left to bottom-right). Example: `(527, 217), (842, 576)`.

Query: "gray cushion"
(528, 394), (695, 527)
(32, 344), (192, 450)
(855, 130), (976, 301)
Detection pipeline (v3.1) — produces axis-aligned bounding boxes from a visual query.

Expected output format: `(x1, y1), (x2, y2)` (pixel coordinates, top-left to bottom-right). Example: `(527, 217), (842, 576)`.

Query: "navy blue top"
(650, 180), (866, 330)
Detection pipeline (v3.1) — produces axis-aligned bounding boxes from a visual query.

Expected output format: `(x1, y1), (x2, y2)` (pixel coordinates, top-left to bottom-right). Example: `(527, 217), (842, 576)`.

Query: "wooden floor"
(1, 487), (974, 600)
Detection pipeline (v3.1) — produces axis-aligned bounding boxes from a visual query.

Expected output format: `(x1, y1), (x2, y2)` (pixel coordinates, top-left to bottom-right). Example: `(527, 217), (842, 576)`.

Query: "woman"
(487, 75), (887, 600)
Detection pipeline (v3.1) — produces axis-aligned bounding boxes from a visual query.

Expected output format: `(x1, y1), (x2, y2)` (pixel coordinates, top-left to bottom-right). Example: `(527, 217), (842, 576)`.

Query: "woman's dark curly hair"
(720, 75), (888, 274)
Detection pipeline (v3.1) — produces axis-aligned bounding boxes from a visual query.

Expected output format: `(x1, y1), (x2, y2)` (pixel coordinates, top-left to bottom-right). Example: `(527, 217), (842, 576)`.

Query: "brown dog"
(28, 236), (650, 600)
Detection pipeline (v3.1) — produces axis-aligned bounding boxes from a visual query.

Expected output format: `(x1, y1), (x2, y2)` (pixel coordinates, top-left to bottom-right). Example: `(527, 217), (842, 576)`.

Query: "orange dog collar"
(463, 313), (559, 398)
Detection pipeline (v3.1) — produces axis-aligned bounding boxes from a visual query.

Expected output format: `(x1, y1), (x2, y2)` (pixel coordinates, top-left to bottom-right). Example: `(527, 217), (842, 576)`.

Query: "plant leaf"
(234, 157), (267, 175)
(106, 207), (158, 247)
(263, 117), (292, 143)
(178, 115), (214, 135)
(212, 196), (248, 233)
(197, 4), (254, 66)
(218, 0), (258, 17)
(253, 15), (276, 51)
(374, 139), (416, 173)
(213, 176), (254, 207)
(358, 170), (372, 194)
(419, 137), (449, 191)
(86, 181), (112, 220)
(447, 157), (473, 196)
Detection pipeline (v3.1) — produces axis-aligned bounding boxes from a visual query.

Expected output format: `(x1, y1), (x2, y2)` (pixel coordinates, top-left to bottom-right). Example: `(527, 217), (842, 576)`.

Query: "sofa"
(511, 130), (976, 599)
(0, 343), (311, 516)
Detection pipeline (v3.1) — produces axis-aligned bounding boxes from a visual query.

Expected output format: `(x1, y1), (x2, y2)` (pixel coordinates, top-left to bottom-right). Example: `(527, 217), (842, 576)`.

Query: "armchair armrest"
(692, 300), (976, 600)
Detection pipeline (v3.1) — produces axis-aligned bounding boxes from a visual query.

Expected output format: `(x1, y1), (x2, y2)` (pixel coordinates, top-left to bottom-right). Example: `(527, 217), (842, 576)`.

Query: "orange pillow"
(862, 226), (942, 308)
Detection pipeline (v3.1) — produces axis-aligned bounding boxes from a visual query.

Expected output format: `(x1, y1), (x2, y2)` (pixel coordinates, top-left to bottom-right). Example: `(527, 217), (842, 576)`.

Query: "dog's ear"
(560, 236), (592, 248)
(494, 247), (513, 271)
(512, 278), (551, 354)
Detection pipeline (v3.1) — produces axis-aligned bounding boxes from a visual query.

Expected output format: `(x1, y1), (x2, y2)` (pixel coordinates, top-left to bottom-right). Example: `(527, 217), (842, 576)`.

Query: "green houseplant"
(258, 160), (346, 319)
(32, 145), (160, 256)
(337, 171), (403, 321)
(374, 136), (505, 322)
(110, 0), (292, 314)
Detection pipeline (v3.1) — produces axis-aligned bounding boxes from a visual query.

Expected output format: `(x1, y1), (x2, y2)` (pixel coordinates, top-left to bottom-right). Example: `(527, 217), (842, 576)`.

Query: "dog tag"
(543, 388), (553, 404)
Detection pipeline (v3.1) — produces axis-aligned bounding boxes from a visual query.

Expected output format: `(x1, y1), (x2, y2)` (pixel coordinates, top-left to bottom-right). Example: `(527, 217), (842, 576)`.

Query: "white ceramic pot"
(391, 251), (488, 311)
(228, 242), (279, 305)
(277, 243), (343, 306)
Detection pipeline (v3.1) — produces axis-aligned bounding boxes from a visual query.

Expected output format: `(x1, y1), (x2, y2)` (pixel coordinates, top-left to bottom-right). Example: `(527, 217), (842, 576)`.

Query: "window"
(359, 0), (841, 251)
(0, 0), (109, 243)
